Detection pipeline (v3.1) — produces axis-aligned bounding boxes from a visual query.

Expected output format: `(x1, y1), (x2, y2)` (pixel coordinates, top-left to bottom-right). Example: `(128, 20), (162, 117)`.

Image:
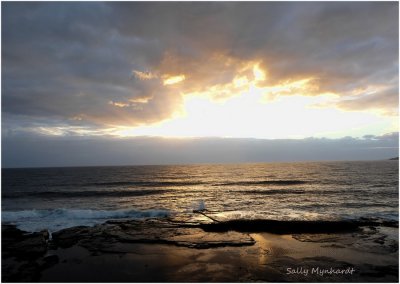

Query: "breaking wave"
(2, 208), (171, 232)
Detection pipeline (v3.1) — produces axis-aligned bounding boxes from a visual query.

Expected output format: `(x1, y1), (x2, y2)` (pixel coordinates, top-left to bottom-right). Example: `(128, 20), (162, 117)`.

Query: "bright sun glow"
(253, 63), (266, 82)
(114, 63), (396, 139)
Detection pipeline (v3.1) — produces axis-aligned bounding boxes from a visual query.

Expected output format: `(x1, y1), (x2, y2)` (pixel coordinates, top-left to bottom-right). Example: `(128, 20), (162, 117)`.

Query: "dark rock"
(2, 225), (52, 282)
(200, 219), (363, 234)
(2, 261), (41, 282)
(2, 224), (28, 240)
(52, 226), (91, 248)
(2, 225), (48, 259)
(39, 255), (59, 270)
(48, 219), (255, 253)
(16, 235), (47, 256)
(40, 230), (50, 241)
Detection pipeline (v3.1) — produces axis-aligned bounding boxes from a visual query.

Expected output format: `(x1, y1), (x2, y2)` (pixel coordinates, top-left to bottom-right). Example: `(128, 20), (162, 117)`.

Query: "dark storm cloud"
(2, 2), (178, 128)
(2, 1), (398, 131)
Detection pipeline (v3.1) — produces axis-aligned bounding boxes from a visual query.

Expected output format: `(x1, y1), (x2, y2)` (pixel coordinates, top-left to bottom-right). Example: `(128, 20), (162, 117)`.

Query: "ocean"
(2, 161), (398, 232)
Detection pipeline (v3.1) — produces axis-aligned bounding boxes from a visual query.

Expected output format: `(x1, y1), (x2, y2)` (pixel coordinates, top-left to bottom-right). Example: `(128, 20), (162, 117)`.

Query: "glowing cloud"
(163, 75), (186, 86)
(233, 76), (249, 88)
(111, 61), (396, 139)
(130, 97), (152, 104)
(253, 64), (266, 82)
(109, 101), (130, 108)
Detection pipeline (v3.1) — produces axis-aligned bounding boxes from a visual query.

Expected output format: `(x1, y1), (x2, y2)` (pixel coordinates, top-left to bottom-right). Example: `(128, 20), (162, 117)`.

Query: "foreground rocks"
(2, 225), (49, 258)
(292, 226), (399, 255)
(2, 218), (256, 282)
(2, 217), (399, 282)
(2, 225), (55, 282)
(52, 219), (256, 251)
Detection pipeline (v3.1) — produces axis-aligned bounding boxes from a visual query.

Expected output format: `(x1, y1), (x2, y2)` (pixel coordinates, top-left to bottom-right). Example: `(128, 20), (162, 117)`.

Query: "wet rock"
(16, 235), (48, 256)
(40, 229), (50, 241)
(2, 225), (53, 282)
(292, 233), (343, 243)
(293, 226), (399, 255)
(49, 219), (256, 252)
(167, 230), (255, 248)
(200, 219), (363, 234)
(39, 255), (59, 270)
(52, 226), (92, 248)
(359, 264), (399, 280)
(2, 224), (28, 241)
(2, 225), (48, 258)
(2, 260), (41, 282)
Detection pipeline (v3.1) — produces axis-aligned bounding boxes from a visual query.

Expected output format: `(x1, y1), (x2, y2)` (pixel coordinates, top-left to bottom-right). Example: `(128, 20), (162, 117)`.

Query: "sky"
(2, 2), (399, 167)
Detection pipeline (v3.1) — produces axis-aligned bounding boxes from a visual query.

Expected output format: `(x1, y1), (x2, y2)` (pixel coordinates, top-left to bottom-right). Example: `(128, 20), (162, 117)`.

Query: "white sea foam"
(2, 208), (170, 232)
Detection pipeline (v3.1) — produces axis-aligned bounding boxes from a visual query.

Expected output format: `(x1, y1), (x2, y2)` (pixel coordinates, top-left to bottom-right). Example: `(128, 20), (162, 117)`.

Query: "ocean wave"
(237, 188), (398, 196)
(2, 208), (170, 232)
(237, 189), (306, 195)
(14, 180), (206, 188)
(213, 180), (307, 186)
(3, 189), (169, 199)
(83, 181), (204, 187)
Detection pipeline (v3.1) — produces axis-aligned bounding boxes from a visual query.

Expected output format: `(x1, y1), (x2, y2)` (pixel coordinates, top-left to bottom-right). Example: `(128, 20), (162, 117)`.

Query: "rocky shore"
(2, 215), (399, 282)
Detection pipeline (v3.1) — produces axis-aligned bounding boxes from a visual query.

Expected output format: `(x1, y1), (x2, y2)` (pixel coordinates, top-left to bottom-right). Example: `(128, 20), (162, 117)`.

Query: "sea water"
(2, 161), (398, 232)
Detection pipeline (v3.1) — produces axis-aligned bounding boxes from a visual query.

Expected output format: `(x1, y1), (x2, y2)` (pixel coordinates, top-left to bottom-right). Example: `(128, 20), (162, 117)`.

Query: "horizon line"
(2, 157), (397, 170)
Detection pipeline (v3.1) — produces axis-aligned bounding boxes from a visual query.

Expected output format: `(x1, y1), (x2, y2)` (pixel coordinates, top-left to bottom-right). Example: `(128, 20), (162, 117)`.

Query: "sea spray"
(198, 200), (206, 211)
(187, 200), (207, 213)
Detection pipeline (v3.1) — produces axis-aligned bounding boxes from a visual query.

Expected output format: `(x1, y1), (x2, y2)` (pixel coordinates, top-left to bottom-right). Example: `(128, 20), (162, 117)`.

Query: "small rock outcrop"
(2, 225), (50, 282)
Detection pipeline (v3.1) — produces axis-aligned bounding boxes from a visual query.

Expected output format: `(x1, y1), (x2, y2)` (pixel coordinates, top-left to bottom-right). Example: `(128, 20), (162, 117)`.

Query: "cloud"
(2, 2), (398, 134)
(2, 133), (398, 168)
(162, 75), (186, 86)
(336, 86), (399, 116)
(132, 70), (158, 80)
